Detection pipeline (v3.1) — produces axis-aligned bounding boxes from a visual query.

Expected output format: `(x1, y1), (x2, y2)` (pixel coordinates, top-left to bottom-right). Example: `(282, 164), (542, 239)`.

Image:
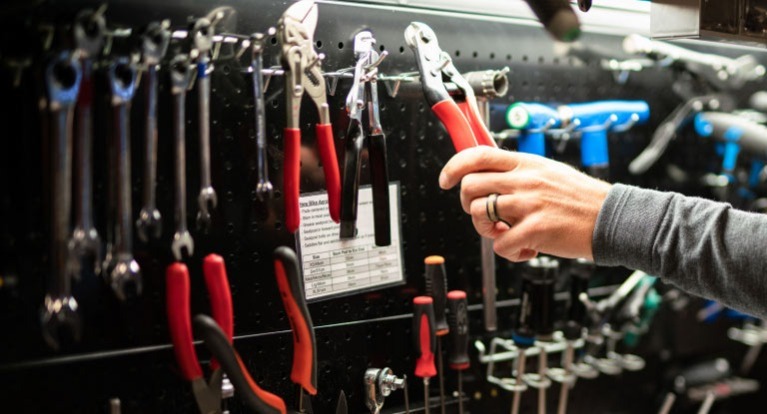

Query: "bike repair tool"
(695, 111), (767, 178)
(364, 367), (407, 414)
(506, 103), (562, 157)
(424, 256), (449, 414)
(40, 51), (82, 350)
(521, 0), (581, 41)
(72, 8), (105, 274)
(167, 254), (234, 414)
(194, 314), (287, 414)
(340, 30), (391, 246)
(278, 0), (342, 233)
(405, 22), (497, 153)
(170, 55), (195, 261)
(335, 390), (348, 414)
(190, 17), (218, 233)
(274, 246), (318, 412)
(107, 58), (141, 300)
(136, 21), (170, 242)
(251, 32), (273, 201)
(521, 257), (557, 414)
(413, 296), (438, 414)
(446, 291), (469, 414)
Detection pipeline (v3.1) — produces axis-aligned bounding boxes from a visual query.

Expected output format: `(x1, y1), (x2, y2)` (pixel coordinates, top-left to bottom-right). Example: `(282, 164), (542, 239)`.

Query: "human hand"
(438, 147), (612, 262)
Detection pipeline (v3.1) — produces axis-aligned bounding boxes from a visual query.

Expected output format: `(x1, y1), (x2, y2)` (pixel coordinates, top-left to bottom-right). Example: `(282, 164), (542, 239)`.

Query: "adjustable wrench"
(136, 21), (170, 241)
(251, 32), (272, 200)
(192, 18), (217, 232)
(71, 9), (105, 276)
(171, 55), (194, 261)
(41, 52), (82, 350)
(108, 59), (141, 301)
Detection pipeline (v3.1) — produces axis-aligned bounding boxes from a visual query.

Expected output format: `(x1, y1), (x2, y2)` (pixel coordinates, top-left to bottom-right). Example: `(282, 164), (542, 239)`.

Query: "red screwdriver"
(447, 290), (469, 414)
(424, 256), (449, 414)
(413, 296), (437, 414)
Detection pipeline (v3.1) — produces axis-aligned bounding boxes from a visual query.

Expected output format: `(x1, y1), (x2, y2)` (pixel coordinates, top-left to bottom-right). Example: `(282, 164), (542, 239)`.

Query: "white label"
(296, 183), (404, 301)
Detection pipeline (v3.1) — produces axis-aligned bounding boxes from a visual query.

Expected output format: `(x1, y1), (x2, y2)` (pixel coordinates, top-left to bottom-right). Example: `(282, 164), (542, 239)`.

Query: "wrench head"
(107, 59), (137, 105)
(74, 8), (106, 58)
(46, 52), (82, 107)
(141, 21), (171, 66)
(136, 208), (162, 242)
(196, 187), (218, 232)
(40, 295), (81, 350)
(282, 0), (318, 35)
(109, 257), (142, 301)
(71, 226), (102, 276)
(172, 231), (195, 261)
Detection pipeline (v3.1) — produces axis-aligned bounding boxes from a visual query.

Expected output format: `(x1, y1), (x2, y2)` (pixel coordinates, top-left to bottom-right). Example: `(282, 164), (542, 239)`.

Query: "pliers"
(405, 22), (497, 152)
(340, 30), (391, 246)
(166, 254), (234, 414)
(278, 0), (342, 233)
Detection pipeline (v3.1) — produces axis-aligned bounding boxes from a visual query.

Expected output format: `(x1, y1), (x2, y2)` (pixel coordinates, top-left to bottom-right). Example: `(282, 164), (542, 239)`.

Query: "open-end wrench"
(108, 59), (141, 301)
(71, 9), (105, 276)
(192, 18), (218, 232)
(170, 55), (194, 261)
(251, 32), (272, 200)
(41, 52), (82, 350)
(136, 21), (170, 242)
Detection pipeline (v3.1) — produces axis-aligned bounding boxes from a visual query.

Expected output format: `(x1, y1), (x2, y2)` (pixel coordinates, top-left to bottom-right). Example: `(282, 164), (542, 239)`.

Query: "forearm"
(593, 184), (767, 319)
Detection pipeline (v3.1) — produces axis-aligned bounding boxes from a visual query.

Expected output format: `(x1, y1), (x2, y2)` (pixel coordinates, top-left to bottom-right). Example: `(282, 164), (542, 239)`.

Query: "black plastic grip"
(521, 257), (559, 341)
(368, 133), (391, 247)
(521, 0), (581, 41)
(424, 256), (449, 336)
(446, 290), (470, 371)
(563, 259), (593, 340)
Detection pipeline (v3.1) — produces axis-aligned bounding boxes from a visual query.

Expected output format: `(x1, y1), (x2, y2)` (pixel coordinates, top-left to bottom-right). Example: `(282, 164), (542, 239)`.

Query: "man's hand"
(439, 147), (611, 262)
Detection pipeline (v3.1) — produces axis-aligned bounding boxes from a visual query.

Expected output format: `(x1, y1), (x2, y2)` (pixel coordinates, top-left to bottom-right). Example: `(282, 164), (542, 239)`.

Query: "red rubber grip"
(413, 296), (437, 379)
(316, 123), (341, 223)
(284, 128), (301, 233)
(235, 352), (287, 414)
(203, 254), (234, 371)
(166, 263), (203, 381)
(275, 258), (318, 395)
(431, 100), (478, 153)
(458, 101), (496, 148)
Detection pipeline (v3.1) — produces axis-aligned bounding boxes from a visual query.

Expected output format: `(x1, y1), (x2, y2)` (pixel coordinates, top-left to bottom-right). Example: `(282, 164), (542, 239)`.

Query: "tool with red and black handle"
(413, 296), (437, 414)
(447, 290), (469, 414)
(424, 256), (449, 414)
(274, 246), (318, 412)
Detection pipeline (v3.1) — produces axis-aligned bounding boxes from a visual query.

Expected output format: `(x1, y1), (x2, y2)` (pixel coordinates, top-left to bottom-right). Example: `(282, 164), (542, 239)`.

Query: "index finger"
(439, 146), (523, 190)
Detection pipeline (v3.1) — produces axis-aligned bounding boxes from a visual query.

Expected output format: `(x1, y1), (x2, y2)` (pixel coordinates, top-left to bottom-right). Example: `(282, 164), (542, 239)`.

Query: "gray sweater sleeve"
(593, 183), (767, 319)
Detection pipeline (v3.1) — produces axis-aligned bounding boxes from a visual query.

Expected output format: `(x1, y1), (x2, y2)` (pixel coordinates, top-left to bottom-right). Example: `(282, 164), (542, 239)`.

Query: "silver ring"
(486, 193), (501, 223)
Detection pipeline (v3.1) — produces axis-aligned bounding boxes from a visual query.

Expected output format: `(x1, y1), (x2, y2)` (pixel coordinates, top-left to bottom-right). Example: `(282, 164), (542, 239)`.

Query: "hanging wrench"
(192, 18), (217, 232)
(136, 21), (170, 242)
(108, 59), (141, 301)
(251, 32), (272, 200)
(71, 9), (105, 276)
(41, 52), (82, 350)
(170, 55), (194, 261)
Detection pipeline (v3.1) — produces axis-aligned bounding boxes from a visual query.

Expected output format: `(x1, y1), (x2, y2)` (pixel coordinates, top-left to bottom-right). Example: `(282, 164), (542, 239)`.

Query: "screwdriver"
(424, 256), (449, 414)
(511, 274), (535, 414)
(446, 290), (469, 414)
(524, 257), (558, 414)
(413, 296), (437, 414)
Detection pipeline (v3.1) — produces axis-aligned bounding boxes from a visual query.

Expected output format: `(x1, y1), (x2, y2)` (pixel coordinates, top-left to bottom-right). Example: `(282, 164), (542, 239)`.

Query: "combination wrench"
(251, 32), (272, 200)
(170, 55), (194, 261)
(136, 21), (170, 242)
(41, 52), (82, 350)
(192, 18), (217, 232)
(71, 9), (105, 276)
(108, 59), (141, 301)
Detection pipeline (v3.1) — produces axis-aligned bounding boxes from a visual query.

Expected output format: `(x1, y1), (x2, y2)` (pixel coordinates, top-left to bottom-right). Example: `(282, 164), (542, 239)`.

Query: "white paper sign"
(296, 183), (404, 301)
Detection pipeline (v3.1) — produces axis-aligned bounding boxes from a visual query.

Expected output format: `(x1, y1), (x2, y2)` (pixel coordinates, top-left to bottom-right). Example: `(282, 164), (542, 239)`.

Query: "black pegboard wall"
(1, 1), (767, 413)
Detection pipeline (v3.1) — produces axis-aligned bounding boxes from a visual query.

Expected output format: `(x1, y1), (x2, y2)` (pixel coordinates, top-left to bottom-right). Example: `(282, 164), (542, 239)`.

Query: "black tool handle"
(369, 133), (391, 247)
(521, 0), (581, 41)
(446, 290), (470, 370)
(424, 256), (450, 336)
(413, 296), (437, 379)
(564, 259), (592, 340)
(339, 120), (365, 240)
(526, 259), (558, 340)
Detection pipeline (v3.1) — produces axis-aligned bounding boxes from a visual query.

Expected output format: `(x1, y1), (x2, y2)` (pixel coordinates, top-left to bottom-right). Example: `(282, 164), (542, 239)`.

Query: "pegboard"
(1, 1), (767, 413)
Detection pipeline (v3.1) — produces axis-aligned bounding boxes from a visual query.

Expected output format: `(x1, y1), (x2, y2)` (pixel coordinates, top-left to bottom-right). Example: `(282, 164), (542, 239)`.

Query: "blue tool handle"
(566, 100), (650, 130)
(506, 102), (561, 131)
(694, 112), (767, 160)
(518, 132), (547, 157)
(581, 130), (609, 169)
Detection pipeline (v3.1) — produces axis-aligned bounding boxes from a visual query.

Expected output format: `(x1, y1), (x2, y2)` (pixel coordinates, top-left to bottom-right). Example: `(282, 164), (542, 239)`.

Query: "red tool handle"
(284, 128), (301, 233)
(431, 100), (478, 153)
(166, 262), (203, 381)
(203, 254), (234, 371)
(413, 296), (437, 379)
(235, 352), (287, 414)
(316, 123), (341, 223)
(274, 247), (318, 395)
(457, 101), (496, 148)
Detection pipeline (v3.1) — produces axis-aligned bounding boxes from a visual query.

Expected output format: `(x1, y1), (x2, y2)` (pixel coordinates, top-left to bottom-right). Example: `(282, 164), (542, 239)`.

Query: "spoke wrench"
(192, 18), (217, 232)
(170, 55), (194, 261)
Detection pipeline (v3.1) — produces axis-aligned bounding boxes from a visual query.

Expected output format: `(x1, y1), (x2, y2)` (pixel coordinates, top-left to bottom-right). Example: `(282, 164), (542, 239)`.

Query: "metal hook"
(366, 50), (388, 71)
(612, 113), (640, 133)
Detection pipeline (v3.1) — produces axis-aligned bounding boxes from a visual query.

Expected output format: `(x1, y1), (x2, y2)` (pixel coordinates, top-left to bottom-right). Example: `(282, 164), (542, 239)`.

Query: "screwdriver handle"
(564, 261), (592, 340)
(424, 256), (449, 336)
(274, 247), (318, 395)
(413, 296), (437, 379)
(446, 291), (470, 370)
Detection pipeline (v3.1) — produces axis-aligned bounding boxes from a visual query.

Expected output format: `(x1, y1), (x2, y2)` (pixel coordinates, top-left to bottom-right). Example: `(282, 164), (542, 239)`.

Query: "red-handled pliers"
(278, 0), (342, 233)
(405, 22), (497, 151)
(166, 254), (235, 414)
